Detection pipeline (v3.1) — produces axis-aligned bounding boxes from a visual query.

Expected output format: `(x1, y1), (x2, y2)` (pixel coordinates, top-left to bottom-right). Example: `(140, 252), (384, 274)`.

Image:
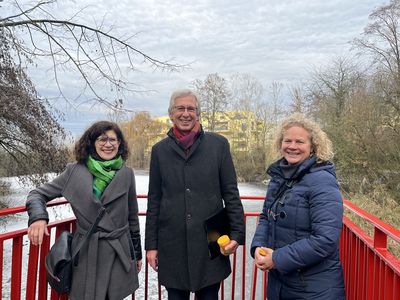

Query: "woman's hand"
(27, 220), (49, 246)
(255, 247), (275, 271)
(136, 260), (143, 273)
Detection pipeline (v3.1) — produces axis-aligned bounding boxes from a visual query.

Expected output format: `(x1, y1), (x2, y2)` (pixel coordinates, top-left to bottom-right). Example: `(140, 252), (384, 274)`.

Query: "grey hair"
(168, 89), (201, 116)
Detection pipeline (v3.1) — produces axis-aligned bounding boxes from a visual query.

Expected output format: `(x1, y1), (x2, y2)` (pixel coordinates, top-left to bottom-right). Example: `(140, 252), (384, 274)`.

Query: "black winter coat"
(145, 129), (245, 291)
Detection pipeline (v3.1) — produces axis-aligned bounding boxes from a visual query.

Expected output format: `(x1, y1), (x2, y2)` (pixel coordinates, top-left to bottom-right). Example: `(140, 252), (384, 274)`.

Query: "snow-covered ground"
(0, 170), (266, 299)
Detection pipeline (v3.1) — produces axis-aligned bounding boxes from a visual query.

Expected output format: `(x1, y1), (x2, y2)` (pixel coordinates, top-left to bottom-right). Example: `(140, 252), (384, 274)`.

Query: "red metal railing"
(341, 199), (400, 300)
(0, 196), (399, 299)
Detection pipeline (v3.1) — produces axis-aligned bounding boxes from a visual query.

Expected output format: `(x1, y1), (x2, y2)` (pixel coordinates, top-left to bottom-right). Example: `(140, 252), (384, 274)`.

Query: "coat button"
(187, 213), (192, 220)
(186, 188), (190, 193)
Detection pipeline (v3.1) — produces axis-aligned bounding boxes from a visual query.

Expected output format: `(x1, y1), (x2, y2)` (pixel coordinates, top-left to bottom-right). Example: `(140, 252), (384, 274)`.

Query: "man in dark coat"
(145, 89), (245, 300)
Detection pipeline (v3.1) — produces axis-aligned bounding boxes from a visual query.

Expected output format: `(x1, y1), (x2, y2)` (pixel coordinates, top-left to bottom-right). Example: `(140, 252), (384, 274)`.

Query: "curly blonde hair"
(272, 113), (334, 162)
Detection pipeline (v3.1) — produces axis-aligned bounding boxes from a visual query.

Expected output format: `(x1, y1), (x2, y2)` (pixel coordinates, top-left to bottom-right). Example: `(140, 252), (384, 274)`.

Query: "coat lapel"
(168, 138), (187, 160)
(101, 165), (128, 205)
(63, 163), (129, 230)
(63, 164), (102, 222)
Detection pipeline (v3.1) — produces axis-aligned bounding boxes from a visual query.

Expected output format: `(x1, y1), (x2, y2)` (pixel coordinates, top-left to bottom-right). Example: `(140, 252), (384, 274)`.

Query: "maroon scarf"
(172, 121), (201, 150)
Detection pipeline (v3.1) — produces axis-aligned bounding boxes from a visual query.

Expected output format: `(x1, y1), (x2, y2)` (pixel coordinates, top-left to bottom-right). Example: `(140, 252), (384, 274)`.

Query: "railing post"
(241, 217), (247, 300)
(0, 241), (3, 299)
(11, 236), (23, 300)
(38, 235), (50, 300)
(374, 227), (387, 249)
(26, 244), (40, 300)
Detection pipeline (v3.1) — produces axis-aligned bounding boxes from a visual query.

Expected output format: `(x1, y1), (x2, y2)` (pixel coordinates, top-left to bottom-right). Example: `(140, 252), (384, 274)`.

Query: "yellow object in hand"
(259, 248), (267, 256)
(217, 235), (230, 249)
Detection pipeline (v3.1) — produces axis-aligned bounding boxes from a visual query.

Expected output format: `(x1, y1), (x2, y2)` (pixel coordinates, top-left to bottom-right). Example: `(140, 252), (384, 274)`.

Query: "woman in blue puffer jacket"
(251, 113), (345, 299)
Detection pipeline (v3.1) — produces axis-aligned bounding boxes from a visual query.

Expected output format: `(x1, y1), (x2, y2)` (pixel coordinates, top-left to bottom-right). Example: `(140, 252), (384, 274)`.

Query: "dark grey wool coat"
(145, 129), (245, 291)
(26, 163), (142, 300)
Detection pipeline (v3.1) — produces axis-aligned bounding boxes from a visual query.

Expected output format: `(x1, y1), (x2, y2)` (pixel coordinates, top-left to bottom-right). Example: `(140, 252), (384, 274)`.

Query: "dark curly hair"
(74, 121), (129, 164)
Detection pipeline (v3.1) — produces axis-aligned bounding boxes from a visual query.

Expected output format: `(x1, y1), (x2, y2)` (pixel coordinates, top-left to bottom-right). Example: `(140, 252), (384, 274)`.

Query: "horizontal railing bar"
(0, 217), (76, 241)
(2, 196), (399, 243)
(1, 196), (399, 300)
(343, 199), (400, 243)
(343, 216), (400, 276)
(0, 195), (263, 218)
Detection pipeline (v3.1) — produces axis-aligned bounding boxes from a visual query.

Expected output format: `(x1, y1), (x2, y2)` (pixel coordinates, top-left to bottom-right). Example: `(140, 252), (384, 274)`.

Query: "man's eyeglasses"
(174, 106), (197, 113)
(96, 136), (119, 146)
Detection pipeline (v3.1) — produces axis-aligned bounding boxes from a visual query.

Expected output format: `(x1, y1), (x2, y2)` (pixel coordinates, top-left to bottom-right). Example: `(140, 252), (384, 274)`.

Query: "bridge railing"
(341, 199), (400, 300)
(0, 196), (399, 299)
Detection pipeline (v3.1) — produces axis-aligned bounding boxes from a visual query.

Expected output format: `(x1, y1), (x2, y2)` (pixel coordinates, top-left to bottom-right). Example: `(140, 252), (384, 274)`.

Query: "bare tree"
(0, 28), (68, 184)
(122, 112), (169, 169)
(309, 56), (362, 125)
(0, 0), (182, 109)
(351, 1), (400, 201)
(230, 73), (263, 111)
(193, 73), (230, 132)
(288, 85), (308, 114)
(267, 81), (285, 126)
(353, 0), (400, 114)
(354, 0), (400, 78)
(0, 0), (184, 190)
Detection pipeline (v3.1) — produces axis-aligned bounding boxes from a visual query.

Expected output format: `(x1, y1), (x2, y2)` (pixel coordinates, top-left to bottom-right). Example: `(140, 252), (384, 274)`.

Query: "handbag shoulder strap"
(274, 179), (296, 200)
(268, 179), (297, 212)
(71, 206), (106, 258)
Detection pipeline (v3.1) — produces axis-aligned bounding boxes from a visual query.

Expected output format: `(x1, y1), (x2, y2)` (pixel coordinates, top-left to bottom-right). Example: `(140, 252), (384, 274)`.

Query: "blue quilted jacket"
(251, 156), (345, 299)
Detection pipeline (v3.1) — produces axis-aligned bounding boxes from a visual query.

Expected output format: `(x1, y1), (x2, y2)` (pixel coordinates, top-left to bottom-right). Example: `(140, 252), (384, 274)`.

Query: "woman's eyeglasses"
(96, 137), (119, 146)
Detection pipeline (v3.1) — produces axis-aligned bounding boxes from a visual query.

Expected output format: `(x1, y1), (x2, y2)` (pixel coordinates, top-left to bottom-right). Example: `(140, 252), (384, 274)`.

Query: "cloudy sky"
(4, 0), (390, 135)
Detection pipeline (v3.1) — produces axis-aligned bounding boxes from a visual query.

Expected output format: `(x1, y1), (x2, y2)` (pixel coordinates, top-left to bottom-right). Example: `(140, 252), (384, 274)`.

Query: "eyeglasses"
(96, 136), (119, 146)
(174, 106), (197, 113)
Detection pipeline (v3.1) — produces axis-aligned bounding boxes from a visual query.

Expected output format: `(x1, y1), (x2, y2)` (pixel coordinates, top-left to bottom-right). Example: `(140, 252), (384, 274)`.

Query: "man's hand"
(220, 239), (239, 256)
(27, 220), (49, 246)
(146, 250), (158, 272)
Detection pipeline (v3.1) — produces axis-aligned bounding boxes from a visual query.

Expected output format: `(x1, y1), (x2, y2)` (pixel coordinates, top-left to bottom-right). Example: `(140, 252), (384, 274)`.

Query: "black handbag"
(45, 207), (106, 294)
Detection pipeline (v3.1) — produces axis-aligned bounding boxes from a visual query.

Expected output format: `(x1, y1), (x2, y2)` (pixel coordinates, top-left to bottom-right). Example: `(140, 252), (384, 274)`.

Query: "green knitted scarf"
(87, 155), (123, 199)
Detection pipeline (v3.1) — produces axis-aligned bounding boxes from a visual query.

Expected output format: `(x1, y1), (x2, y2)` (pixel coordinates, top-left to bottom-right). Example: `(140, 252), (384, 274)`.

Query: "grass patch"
(344, 188), (400, 258)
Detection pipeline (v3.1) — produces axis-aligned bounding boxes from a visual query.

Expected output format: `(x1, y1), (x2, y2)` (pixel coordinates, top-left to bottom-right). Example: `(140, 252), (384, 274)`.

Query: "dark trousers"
(166, 282), (220, 300)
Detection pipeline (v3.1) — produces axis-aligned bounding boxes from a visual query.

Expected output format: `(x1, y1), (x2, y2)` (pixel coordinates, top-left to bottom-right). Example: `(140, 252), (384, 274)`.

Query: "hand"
(136, 260), (143, 273)
(146, 250), (158, 272)
(255, 247), (275, 271)
(27, 220), (49, 246)
(220, 240), (239, 256)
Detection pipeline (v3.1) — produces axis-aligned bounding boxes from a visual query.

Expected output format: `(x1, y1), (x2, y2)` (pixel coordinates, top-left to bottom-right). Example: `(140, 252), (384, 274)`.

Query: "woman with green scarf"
(26, 121), (142, 300)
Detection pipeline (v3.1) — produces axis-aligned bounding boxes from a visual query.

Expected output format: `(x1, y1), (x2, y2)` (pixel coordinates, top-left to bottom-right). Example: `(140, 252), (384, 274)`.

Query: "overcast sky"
(4, 0), (390, 135)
